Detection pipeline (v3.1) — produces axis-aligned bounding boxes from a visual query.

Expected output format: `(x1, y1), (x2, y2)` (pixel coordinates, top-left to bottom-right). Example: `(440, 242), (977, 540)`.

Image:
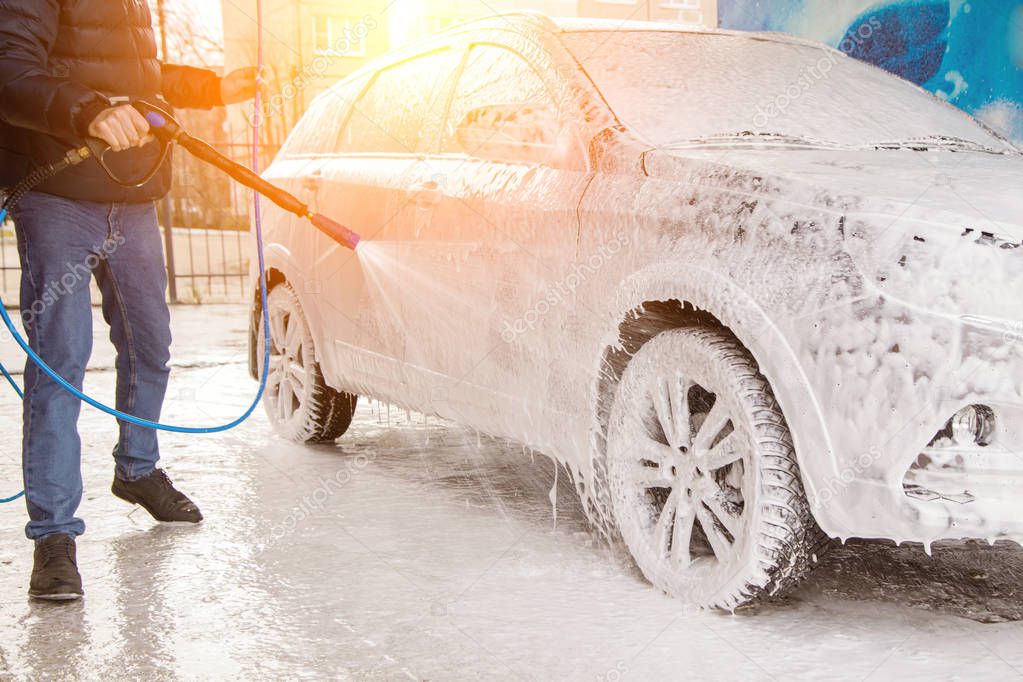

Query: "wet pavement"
(1, 305), (1022, 680)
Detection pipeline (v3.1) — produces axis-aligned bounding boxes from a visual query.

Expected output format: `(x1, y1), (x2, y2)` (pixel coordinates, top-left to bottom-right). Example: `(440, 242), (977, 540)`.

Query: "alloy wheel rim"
(265, 299), (309, 423)
(615, 368), (752, 580)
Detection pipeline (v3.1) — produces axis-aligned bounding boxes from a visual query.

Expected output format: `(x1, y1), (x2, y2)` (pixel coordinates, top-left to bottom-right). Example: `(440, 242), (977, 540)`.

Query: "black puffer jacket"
(0, 0), (224, 202)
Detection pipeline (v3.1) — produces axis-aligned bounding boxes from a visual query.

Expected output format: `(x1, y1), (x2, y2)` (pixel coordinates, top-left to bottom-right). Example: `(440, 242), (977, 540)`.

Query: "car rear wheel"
(605, 324), (825, 609)
(258, 282), (358, 443)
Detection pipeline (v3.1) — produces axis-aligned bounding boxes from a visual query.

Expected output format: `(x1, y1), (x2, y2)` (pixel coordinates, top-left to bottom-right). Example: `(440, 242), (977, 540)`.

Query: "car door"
(397, 39), (592, 435)
(306, 48), (462, 401)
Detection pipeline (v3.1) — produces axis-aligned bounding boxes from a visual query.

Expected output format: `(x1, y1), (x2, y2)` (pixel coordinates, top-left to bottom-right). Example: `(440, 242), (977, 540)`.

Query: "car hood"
(643, 145), (1023, 241)
(643, 145), (1023, 325)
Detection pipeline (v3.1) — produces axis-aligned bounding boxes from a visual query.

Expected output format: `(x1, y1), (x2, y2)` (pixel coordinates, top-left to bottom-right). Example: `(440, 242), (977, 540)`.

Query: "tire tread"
(602, 323), (830, 610)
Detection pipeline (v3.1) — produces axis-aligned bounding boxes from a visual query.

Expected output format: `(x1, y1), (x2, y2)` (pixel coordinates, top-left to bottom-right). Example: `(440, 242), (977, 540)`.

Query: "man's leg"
(96, 201), (201, 523)
(11, 192), (108, 541)
(93, 201), (172, 480)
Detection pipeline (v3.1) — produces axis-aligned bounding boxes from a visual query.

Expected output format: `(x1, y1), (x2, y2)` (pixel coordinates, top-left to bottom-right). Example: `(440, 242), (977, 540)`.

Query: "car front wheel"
(257, 282), (358, 443)
(605, 324), (826, 609)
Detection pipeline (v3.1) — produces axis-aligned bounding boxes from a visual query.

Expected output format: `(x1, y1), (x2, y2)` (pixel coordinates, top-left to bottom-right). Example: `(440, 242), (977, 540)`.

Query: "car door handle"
(409, 182), (442, 206)
(301, 173), (322, 192)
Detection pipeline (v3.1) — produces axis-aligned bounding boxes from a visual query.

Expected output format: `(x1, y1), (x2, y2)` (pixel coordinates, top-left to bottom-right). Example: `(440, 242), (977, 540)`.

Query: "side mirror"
(454, 103), (560, 163)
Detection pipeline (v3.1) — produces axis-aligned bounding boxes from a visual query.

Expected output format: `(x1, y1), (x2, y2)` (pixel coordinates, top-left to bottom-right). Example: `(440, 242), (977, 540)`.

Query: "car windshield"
(560, 30), (1013, 152)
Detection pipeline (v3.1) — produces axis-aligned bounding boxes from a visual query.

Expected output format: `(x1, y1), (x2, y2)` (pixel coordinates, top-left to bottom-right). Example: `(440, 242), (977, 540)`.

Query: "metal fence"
(0, 141), (279, 305)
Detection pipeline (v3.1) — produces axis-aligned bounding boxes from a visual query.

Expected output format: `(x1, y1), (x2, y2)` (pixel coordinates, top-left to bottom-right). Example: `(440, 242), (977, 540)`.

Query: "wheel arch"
(247, 266), (287, 379)
(247, 248), (330, 385)
(587, 264), (841, 536)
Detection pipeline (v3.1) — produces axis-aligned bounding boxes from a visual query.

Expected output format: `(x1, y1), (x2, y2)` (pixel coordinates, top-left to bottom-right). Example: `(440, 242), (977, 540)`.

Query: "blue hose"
(0, 8), (271, 503)
(0, 350), (24, 502)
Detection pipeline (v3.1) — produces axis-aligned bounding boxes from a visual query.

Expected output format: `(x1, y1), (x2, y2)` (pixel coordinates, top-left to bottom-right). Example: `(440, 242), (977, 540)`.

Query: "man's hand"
(87, 105), (151, 151)
(220, 67), (260, 105)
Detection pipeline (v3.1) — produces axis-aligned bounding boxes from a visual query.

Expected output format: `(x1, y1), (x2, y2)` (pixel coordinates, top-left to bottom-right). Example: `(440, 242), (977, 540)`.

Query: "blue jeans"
(11, 192), (172, 540)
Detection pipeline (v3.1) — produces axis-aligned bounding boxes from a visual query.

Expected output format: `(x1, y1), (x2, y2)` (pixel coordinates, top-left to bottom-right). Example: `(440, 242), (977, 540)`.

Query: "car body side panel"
(397, 156), (592, 440)
(305, 155), (424, 404)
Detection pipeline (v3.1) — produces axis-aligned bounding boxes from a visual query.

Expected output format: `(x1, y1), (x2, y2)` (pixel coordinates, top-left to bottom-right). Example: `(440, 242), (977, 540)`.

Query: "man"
(0, 0), (258, 600)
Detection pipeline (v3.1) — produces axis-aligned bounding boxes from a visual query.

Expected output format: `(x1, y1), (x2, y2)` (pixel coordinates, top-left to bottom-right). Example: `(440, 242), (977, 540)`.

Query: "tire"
(604, 324), (826, 609)
(257, 282), (358, 443)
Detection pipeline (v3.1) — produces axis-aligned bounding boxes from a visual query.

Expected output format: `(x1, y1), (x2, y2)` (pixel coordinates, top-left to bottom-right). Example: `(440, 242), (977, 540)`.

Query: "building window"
(313, 16), (367, 57)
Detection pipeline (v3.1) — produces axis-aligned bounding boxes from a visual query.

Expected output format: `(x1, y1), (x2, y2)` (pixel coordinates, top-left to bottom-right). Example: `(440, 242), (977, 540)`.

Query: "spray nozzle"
(309, 213), (361, 251)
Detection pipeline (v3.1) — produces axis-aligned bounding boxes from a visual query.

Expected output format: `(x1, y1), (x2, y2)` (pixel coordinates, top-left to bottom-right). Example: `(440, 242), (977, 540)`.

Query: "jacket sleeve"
(160, 63), (224, 110)
(0, 0), (110, 139)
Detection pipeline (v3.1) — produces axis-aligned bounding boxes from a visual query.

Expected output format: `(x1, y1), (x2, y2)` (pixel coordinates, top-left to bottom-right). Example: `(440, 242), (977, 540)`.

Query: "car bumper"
(793, 294), (1023, 546)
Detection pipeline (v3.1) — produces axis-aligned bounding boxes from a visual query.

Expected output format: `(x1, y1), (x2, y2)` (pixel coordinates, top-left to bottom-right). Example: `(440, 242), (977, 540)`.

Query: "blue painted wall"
(717, 1), (1023, 142)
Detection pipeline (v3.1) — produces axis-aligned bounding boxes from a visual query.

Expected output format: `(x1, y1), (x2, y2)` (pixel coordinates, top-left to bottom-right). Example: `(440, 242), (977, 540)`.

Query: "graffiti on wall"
(718, 0), (1023, 143)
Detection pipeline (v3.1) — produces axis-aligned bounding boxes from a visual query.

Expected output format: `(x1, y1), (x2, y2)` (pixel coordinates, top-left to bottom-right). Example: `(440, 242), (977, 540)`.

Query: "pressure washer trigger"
(83, 138), (109, 160)
(131, 101), (182, 142)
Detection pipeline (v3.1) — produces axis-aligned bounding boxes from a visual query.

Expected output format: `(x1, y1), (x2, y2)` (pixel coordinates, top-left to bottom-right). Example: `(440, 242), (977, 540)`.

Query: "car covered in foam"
(249, 13), (1023, 609)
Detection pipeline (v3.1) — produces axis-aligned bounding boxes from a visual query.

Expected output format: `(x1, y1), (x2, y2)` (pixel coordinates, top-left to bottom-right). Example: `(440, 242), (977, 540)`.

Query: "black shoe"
(29, 534), (84, 601)
(111, 468), (203, 523)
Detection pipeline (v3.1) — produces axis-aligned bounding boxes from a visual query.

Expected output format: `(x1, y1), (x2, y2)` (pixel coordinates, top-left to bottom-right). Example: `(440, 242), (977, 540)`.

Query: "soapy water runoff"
(1, 305), (1021, 680)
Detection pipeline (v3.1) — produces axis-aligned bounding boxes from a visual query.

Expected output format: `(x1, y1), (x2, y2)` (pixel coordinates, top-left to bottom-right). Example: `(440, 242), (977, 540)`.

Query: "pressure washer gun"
(0, 100), (360, 251)
(134, 101), (360, 250)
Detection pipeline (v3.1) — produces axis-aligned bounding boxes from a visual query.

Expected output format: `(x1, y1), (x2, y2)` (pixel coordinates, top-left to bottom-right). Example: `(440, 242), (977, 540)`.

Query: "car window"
(338, 49), (458, 155)
(280, 73), (368, 158)
(441, 44), (564, 166)
(321, 72), (371, 152)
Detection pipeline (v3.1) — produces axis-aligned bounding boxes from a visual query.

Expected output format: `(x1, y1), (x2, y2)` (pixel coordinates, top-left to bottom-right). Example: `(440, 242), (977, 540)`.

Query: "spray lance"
(135, 101), (361, 250)
(0, 100), (361, 251)
(0, 99), (361, 504)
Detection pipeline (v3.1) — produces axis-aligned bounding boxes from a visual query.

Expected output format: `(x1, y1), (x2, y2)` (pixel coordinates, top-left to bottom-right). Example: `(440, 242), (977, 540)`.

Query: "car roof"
(431, 10), (838, 57)
(441, 11), (837, 53)
(321, 10), (839, 108)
